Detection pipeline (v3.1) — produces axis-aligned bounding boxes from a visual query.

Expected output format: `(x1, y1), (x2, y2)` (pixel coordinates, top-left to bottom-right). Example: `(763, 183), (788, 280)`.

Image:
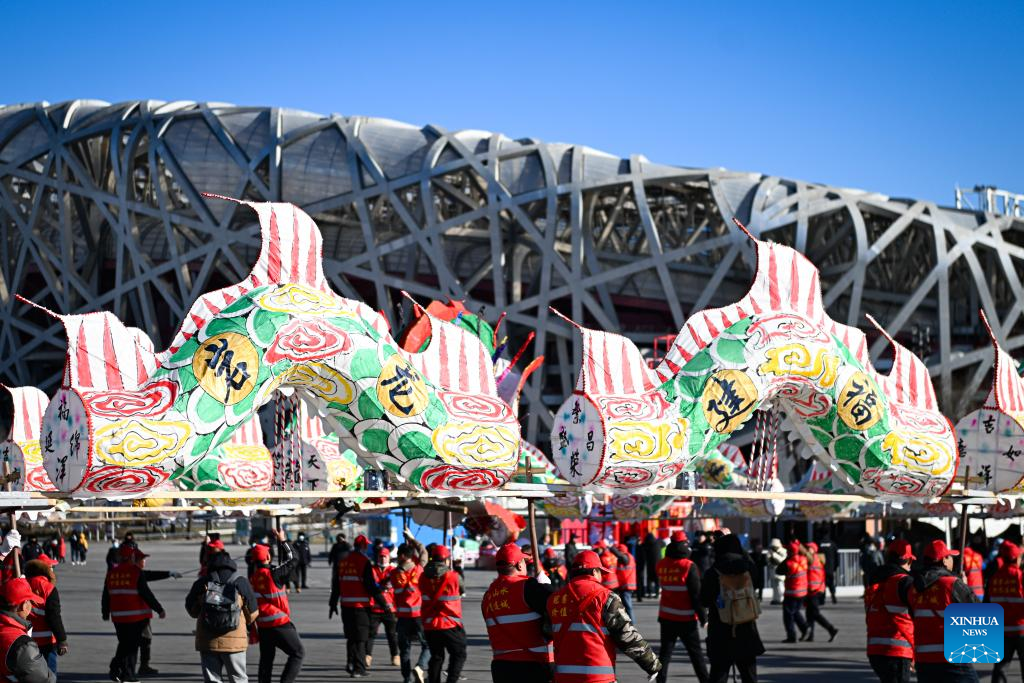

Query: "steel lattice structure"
(1, 99), (1021, 446)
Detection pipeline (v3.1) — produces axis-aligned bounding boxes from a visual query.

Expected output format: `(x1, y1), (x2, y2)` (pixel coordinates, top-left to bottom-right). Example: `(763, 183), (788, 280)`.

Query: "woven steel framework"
(1, 100), (1021, 446)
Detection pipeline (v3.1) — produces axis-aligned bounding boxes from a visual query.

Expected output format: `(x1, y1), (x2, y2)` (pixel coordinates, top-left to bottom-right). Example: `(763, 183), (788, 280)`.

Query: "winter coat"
(700, 549), (765, 664)
(186, 552), (259, 653)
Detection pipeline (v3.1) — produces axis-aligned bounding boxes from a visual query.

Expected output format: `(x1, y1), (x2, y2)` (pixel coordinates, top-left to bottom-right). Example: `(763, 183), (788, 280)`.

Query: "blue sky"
(4, 1), (1022, 204)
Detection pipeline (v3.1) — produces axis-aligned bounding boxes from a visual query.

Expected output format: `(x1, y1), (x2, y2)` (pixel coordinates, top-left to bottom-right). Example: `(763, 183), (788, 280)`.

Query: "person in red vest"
(248, 529), (304, 683)
(330, 535), (390, 677)
(102, 546), (166, 683)
(0, 577), (55, 683)
(548, 549), (660, 683)
(802, 542), (838, 642)
(542, 548), (567, 590)
(612, 543), (638, 620)
(864, 539), (915, 683)
(963, 546), (985, 599)
(482, 543), (554, 682)
(776, 540), (809, 643)
(387, 531), (429, 683)
(654, 530), (707, 683)
(420, 544), (465, 683)
(593, 541), (621, 594)
(368, 546), (400, 668)
(23, 556), (65, 676)
(909, 539), (979, 683)
(987, 540), (1024, 683)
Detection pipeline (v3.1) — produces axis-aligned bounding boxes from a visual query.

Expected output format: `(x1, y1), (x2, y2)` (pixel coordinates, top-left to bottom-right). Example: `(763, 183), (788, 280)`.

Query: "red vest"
(420, 570), (462, 631)
(989, 563), (1024, 632)
(808, 556), (825, 595)
(908, 575), (956, 663)
(548, 576), (615, 683)
(964, 550), (984, 598)
(784, 555), (808, 599)
(251, 566), (290, 628)
(106, 563), (152, 623)
(482, 575), (552, 663)
(372, 565), (395, 614)
(599, 551), (619, 591)
(337, 552), (372, 609)
(26, 577), (55, 648)
(865, 572), (914, 659)
(656, 557), (697, 622)
(0, 555), (18, 584)
(0, 612), (28, 682)
(392, 564), (423, 619)
(616, 554), (637, 592)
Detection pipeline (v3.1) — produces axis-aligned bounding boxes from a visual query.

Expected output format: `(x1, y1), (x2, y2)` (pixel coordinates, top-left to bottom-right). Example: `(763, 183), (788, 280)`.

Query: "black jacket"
(293, 540), (312, 566)
(868, 562), (913, 607)
(911, 563), (979, 606)
(2, 611), (56, 683)
(186, 553), (259, 618)
(700, 552), (765, 663)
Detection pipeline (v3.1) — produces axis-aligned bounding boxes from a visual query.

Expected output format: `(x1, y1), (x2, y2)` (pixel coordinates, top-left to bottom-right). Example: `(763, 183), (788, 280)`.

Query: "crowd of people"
(0, 523), (1021, 683)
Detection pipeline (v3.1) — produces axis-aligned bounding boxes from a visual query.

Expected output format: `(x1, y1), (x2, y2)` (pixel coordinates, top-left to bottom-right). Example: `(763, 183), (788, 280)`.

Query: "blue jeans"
(44, 648), (57, 674)
(915, 662), (979, 683)
(616, 589), (634, 621)
(397, 617), (430, 683)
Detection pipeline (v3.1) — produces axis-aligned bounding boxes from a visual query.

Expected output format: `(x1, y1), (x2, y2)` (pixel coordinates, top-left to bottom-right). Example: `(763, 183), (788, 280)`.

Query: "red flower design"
(265, 319), (351, 364)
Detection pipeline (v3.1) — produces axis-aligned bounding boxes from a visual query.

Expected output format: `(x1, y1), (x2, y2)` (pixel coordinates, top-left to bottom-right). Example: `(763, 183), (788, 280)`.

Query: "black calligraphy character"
(980, 464), (993, 486)
(842, 379), (878, 427)
(44, 432), (54, 454)
(571, 401), (582, 425)
(380, 364), (418, 415)
(569, 449), (581, 478)
(983, 414), (996, 434)
(57, 395), (69, 421)
(307, 453), (320, 469)
(586, 429), (595, 452)
(706, 377), (753, 431)
(558, 426), (569, 451)
(1004, 445), (1022, 463)
(204, 338), (251, 402)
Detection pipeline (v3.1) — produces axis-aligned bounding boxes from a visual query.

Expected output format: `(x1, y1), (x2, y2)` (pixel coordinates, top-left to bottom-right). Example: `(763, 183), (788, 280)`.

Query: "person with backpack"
(23, 556), (66, 676)
(655, 531), (708, 683)
(802, 542), (838, 642)
(699, 534), (764, 683)
(186, 548), (259, 683)
(248, 529), (304, 683)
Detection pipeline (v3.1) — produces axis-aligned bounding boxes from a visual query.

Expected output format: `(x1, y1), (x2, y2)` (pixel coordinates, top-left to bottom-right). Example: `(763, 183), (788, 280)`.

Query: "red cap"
(544, 547), (556, 558)
(35, 553), (59, 566)
(786, 540), (801, 554)
(923, 539), (959, 562)
(886, 539), (915, 561)
(354, 535), (369, 549)
(378, 547), (391, 558)
(670, 531), (687, 543)
(1000, 541), (1022, 560)
(208, 539), (225, 551)
(431, 545), (451, 560)
(496, 543), (527, 565)
(119, 545), (148, 561)
(0, 578), (43, 606)
(571, 549), (611, 572)
(616, 543), (629, 554)
(250, 544), (271, 563)
(806, 542), (819, 553)
(593, 540), (606, 550)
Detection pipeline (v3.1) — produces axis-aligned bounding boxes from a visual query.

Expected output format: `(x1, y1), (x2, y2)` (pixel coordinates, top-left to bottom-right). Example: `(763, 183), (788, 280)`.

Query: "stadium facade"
(1, 99), (1021, 445)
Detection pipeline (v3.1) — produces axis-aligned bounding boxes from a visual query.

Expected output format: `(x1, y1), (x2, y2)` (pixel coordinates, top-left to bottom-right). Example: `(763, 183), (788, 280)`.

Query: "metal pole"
(443, 511), (451, 548)
(525, 456), (542, 570)
(2, 461), (19, 576)
(956, 466), (971, 575)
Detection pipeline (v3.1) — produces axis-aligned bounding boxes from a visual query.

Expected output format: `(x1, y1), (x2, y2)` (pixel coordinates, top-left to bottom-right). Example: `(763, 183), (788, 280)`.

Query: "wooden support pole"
(956, 467), (971, 575)
(526, 455), (542, 571)
(2, 461), (19, 577)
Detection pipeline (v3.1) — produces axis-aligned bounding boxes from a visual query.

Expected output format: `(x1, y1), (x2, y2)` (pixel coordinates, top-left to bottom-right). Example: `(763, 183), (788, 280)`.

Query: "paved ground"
(52, 540), (998, 682)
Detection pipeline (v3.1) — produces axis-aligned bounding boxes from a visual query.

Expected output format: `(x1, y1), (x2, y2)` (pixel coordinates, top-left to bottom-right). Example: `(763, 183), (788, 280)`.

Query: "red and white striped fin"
(402, 312), (498, 396)
(226, 413), (266, 447)
(579, 328), (659, 395)
(2, 386), (49, 442)
(866, 315), (938, 411)
(716, 443), (746, 468)
(48, 311), (158, 392)
(165, 198), (331, 357)
(295, 401), (327, 441)
(981, 311), (1024, 415)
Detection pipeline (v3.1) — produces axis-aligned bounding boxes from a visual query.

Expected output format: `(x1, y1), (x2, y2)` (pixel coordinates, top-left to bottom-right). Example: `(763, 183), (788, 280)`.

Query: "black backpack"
(200, 571), (241, 633)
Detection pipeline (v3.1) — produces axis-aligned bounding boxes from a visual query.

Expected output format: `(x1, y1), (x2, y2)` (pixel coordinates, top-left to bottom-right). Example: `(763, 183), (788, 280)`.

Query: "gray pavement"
(51, 540), (997, 682)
